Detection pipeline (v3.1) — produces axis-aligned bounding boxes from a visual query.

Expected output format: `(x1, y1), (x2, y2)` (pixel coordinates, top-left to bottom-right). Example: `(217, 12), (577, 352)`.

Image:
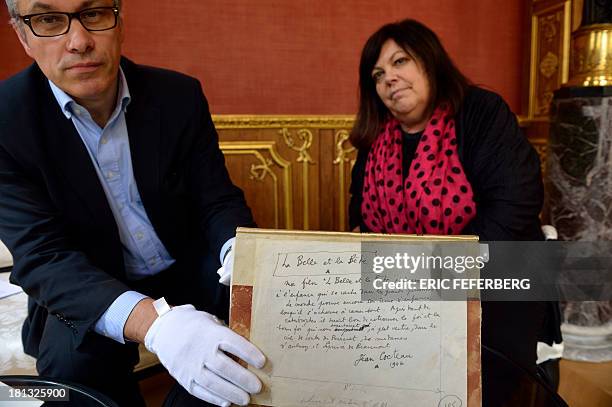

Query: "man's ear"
(10, 19), (34, 58)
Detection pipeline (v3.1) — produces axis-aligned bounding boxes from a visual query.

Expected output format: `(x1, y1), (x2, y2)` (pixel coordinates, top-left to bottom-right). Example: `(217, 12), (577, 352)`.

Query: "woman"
(348, 19), (557, 405)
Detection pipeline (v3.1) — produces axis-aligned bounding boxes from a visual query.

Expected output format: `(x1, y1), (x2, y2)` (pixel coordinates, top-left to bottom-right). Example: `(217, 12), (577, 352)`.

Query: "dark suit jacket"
(0, 58), (254, 357)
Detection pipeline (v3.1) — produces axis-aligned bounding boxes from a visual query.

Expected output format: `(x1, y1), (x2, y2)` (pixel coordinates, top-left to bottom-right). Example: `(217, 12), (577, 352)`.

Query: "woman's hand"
(352, 226), (361, 232)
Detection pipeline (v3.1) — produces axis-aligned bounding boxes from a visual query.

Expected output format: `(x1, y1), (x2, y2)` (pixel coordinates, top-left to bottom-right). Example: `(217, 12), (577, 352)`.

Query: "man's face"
(13, 0), (123, 105)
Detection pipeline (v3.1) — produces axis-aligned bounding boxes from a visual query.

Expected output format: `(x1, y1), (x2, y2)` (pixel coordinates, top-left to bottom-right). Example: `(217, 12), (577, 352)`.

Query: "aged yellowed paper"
(231, 228), (481, 407)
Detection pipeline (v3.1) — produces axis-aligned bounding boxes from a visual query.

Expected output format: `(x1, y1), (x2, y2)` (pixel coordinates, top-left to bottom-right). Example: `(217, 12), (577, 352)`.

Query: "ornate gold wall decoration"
(542, 15), (559, 40)
(280, 128), (315, 164)
(332, 130), (356, 165)
(280, 128), (315, 229)
(333, 130), (356, 231)
(540, 52), (560, 78)
(248, 153), (274, 182)
(219, 141), (293, 229)
(538, 91), (556, 116)
(528, 0), (571, 119)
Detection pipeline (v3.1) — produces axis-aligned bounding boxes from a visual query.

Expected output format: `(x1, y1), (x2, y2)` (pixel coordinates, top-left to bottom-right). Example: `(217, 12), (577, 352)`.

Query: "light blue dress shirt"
(49, 70), (233, 344)
(49, 70), (177, 343)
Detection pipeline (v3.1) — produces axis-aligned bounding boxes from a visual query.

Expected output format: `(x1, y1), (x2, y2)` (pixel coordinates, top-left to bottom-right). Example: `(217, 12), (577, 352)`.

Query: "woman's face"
(372, 39), (431, 132)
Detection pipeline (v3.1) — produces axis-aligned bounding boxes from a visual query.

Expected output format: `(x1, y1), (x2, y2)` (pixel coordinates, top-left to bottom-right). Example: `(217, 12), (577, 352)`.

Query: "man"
(0, 0), (265, 406)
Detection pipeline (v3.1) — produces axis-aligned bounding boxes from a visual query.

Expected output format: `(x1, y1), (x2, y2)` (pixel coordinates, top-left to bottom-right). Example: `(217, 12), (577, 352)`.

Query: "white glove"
(217, 247), (234, 286)
(144, 304), (265, 406)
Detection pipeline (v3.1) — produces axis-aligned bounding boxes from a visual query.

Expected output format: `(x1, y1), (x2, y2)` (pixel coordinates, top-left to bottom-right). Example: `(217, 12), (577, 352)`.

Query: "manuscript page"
(230, 228), (481, 407)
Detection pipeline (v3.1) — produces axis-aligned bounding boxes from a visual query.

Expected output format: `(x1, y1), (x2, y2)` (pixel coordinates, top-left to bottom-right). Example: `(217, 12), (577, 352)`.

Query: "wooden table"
(559, 358), (612, 407)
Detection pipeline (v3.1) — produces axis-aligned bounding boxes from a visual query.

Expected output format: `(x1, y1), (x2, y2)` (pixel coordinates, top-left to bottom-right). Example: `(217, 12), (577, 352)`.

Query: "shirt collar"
(48, 67), (131, 121)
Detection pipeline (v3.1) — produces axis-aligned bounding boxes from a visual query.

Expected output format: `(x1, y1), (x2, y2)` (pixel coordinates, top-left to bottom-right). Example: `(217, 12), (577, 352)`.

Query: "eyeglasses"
(19, 7), (119, 37)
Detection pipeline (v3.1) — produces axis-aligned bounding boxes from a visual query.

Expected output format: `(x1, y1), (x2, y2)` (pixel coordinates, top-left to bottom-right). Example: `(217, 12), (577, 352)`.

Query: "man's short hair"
(5, 0), (18, 18)
(4, 0), (122, 19)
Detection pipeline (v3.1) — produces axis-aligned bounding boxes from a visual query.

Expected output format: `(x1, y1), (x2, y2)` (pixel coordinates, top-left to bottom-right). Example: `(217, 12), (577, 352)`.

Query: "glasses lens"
(79, 8), (116, 31)
(30, 13), (69, 36)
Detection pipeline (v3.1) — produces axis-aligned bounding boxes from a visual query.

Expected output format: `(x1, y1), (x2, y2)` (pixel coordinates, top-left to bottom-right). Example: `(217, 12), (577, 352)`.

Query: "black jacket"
(0, 58), (254, 356)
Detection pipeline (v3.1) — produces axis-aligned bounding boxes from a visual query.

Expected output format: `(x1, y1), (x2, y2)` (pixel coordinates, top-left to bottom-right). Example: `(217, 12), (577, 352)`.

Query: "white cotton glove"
(217, 247), (234, 286)
(144, 304), (265, 406)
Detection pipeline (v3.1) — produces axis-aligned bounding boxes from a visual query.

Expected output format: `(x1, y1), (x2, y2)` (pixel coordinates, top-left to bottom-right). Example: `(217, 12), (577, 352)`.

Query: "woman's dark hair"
(350, 19), (470, 150)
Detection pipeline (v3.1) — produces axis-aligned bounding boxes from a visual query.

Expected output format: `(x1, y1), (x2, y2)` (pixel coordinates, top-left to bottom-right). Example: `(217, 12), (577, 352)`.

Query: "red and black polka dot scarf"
(361, 105), (476, 235)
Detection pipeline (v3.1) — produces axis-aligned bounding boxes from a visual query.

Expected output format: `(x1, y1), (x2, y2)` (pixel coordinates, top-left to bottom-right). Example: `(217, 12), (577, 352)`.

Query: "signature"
(353, 349), (413, 367)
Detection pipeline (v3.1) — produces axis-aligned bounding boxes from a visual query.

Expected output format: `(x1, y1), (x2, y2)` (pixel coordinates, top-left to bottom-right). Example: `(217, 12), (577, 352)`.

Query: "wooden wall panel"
(219, 138), (293, 230)
(216, 116), (354, 231)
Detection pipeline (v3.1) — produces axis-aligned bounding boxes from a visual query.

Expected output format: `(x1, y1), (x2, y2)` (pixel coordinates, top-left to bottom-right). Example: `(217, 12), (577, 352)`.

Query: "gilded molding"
(517, 115), (551, 127)
(280, 128), (315, 164)
(561, 1), (570, 84)
(540, 52), (560, 78)
(212, 115), (355, 129)
(219, 141), (293, 229)
(333, 129), (356, 165)
(333, 130), (357, 231)
(280, 128), (315, 229)
(541, 14), (558, 41)
(528, 0), (571, 120)
(248, 152), (274, 182)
